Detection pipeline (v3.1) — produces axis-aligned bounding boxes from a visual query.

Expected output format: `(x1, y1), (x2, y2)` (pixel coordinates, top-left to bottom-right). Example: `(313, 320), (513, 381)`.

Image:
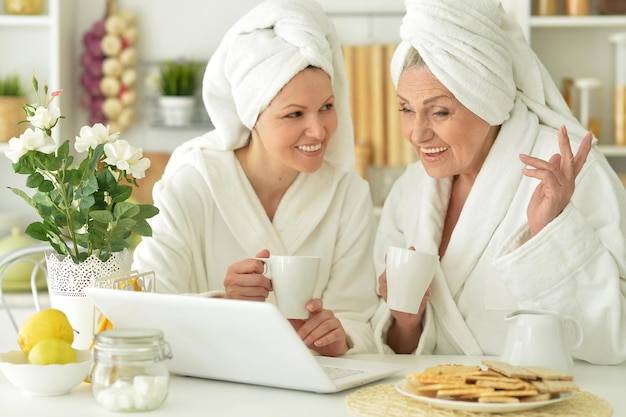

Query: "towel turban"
(391, 0), (587, 139)
(202, 0), (355, 170)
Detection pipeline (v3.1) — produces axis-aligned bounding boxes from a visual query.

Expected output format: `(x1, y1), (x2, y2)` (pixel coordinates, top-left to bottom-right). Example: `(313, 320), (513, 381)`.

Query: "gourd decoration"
(79, 0), (138, 134)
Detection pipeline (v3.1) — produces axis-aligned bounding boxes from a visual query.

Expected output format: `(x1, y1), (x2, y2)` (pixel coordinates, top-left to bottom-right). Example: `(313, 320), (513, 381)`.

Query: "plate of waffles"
(395, 361), (578, 414)
(395, 381), (572, 413)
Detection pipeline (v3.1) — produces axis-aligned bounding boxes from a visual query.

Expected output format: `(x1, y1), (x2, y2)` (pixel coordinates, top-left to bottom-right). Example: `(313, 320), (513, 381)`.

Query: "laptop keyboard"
(322, 366), (365, 381)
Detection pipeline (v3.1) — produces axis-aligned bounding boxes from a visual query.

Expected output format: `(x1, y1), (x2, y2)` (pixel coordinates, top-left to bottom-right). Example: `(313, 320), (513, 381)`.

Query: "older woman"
(133, 0), (378, 356)
(373, 0), (626, 365)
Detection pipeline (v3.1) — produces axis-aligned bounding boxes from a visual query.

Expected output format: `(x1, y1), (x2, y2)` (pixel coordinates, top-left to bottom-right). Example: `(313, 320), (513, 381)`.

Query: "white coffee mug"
(385, 246), (438, 314)
(254, 256), (320, 319)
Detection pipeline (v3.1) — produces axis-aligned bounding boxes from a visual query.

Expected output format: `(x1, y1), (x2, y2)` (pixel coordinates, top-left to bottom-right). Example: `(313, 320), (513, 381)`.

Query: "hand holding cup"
(254, 255), (320, 319)
(385, 246), (438, 314)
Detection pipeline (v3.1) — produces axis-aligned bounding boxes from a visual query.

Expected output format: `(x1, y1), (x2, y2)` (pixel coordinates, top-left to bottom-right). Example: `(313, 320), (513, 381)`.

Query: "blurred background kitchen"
(1, 0), (626, 241)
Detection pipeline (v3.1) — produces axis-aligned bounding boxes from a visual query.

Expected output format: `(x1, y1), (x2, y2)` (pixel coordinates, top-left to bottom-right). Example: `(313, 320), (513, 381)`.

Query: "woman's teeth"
(298, 143), (322, 152)
(421, 146), (449, 154)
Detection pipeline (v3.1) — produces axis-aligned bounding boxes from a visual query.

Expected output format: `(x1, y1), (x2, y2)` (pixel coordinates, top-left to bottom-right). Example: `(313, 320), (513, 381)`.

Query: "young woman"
(132, 0), (378, 357)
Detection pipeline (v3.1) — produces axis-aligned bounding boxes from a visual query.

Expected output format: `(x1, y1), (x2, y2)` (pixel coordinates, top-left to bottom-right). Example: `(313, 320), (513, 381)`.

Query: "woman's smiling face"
(252, 67), (337, 175)
(397, 66), (498, 180)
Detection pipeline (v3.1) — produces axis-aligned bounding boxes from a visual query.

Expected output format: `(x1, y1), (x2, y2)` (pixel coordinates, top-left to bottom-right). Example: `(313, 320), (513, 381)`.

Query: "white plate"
(395, 381), (572, 414)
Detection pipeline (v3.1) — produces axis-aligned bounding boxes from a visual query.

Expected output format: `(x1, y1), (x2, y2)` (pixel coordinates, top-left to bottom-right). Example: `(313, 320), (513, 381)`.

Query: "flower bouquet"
(4, 75), (159, 264)
(4, 74), (159, 349)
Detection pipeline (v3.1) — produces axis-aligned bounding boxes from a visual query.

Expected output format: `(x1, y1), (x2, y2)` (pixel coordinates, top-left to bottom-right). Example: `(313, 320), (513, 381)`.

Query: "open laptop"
(85, 288), (404, 393)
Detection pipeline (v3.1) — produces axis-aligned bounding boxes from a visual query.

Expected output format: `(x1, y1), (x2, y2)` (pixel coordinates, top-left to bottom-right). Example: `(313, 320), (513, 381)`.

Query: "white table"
(0, 354), (624, 417)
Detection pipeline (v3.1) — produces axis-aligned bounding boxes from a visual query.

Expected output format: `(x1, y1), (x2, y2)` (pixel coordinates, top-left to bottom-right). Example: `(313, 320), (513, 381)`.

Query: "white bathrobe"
(372, 100), (626, 364)
(133, 138), (379, 354)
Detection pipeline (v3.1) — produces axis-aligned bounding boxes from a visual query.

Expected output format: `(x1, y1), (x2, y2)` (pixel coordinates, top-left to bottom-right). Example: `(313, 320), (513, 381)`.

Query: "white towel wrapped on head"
(391, 0), (589, 141)
(200, 0), (355, 171)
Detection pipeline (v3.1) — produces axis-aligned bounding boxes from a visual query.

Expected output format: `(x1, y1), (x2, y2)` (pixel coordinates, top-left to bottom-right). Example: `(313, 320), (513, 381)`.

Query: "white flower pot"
(45, 250), (132, 350)
(158, 96), (195, 126)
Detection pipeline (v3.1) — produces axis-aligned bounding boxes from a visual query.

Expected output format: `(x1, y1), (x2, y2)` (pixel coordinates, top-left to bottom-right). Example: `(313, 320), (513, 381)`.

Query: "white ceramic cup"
(385, 247), (439, 314)
(254, 256), (320, 319)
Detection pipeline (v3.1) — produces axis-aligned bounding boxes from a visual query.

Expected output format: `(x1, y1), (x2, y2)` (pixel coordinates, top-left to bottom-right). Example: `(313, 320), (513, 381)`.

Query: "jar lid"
(94, 328), (172, 361)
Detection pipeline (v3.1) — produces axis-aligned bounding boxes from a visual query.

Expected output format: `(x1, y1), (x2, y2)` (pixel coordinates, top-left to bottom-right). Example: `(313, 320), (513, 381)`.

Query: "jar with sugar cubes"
(90, 328), (172, 412)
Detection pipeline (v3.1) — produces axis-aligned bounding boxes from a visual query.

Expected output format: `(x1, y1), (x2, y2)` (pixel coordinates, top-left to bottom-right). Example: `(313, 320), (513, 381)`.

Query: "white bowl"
(0, 349), (92, 396)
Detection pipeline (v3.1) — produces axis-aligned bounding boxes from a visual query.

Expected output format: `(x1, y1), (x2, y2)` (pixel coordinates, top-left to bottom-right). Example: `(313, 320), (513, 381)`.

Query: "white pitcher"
(500, 309), (584, 373)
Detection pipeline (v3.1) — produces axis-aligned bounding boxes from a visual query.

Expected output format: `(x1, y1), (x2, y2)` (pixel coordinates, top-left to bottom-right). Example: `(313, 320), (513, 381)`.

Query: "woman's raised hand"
(519, 125), (593, 236)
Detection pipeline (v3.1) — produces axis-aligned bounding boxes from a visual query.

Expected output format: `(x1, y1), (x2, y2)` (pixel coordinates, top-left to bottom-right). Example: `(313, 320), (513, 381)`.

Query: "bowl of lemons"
(0, 309), (93, 396)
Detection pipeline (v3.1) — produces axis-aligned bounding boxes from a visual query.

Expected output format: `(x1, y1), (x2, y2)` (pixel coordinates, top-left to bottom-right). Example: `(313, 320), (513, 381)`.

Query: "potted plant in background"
(0, 74), (28, 143)
(4, 75), (159, 349)
(156, 58), (203, 126)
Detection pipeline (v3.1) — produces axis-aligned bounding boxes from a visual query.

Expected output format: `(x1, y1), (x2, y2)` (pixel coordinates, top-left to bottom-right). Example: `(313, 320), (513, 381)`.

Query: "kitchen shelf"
(503, 0), (626, 174)
(530, 15), (626, 27)
(598, 145), (626, 156)
(0, 15), (51, 27)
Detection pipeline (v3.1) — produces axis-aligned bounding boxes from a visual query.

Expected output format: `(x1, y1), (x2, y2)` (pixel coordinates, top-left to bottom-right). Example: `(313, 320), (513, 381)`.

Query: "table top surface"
(0, 353), (623, 417)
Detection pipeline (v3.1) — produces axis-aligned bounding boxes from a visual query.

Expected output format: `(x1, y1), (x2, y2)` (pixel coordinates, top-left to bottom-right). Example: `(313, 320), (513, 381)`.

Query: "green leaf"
(96, 167), (117, 189)
(9, 187), (36, 208)
(115, 217), (136, 231)
(37, 179), (54, 193)
(82, 174), (99, 196)
(25, 172), (44, 188)
(24, 222), (48, 241)
(132, 218), (153, 236)
(78, 193), (95, 210)
(90, 210), (114, 223)
(138, 204), (160, 219)
(113, 202), (140, 219)
(110, 185), (132, 203)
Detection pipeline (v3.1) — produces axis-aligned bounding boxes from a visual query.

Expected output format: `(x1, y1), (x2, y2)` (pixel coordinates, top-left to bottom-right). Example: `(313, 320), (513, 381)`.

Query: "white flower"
(103, 139), (151, 179)
(27, 105), (61, 131)
(4, 128), (57, 163)
(75, 123), (120, 153)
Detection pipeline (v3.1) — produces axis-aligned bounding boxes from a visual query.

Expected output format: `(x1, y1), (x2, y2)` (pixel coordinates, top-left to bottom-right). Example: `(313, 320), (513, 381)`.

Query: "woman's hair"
(402, 46), (427, 71)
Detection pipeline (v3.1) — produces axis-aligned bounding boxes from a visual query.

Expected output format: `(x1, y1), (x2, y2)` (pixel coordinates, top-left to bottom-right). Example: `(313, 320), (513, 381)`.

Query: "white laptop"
(84, 288), (404, 393)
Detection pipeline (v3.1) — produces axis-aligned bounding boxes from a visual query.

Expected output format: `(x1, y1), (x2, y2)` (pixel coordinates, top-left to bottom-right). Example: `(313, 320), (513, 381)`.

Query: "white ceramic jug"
(500, 309), (584, 373)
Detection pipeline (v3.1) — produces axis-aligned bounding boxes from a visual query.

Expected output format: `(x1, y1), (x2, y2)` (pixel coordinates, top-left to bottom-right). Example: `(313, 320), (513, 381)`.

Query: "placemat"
(346, 383), (612, 417)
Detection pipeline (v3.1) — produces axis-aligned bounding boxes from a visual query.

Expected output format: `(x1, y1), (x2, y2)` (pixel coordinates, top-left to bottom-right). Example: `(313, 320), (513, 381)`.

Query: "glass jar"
(599, 0), (626, 14)
(90, 328), (172, 412)
(536, 0), (559, 16)
(573, 78), (603, 142)
(564, 0), (590, 15)
(610, 33), (626, 145)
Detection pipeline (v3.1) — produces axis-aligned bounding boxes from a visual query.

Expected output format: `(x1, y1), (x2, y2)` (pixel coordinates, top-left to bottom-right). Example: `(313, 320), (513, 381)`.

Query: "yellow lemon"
(28, 338), (77, 365)
(17, 309), (74, 355)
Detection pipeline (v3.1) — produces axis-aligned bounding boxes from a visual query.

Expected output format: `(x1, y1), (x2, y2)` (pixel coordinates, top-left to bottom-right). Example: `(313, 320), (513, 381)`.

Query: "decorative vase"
(158, 96), (195, 127)
(45, 250), (132, 350)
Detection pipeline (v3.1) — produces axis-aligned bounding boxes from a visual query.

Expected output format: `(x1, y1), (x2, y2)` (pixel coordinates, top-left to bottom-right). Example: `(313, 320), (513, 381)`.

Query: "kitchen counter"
(0, 354), (623, 417)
